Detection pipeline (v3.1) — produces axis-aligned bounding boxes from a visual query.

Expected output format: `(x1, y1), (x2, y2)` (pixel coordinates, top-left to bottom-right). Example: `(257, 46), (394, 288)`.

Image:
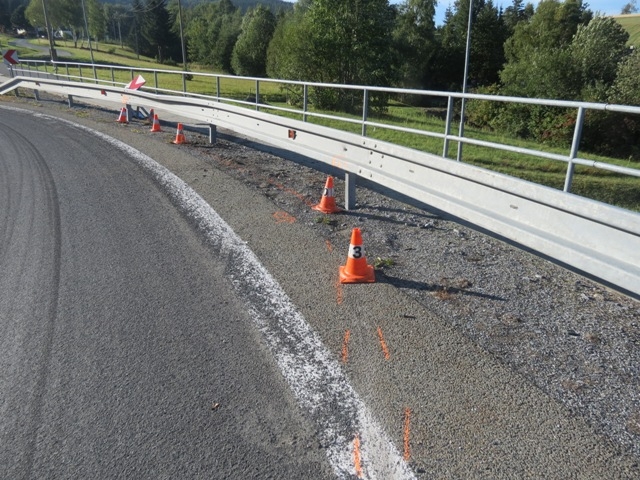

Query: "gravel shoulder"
(3, 91), (639, 478)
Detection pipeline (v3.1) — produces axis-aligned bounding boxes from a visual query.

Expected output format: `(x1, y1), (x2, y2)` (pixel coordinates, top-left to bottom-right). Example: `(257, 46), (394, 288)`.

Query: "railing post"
(443, 96), (454, 158)
(564, 106), (586, 193)
(255, 80), (260, 111)
(154, 71), (158, 94)
(66, 64), (70, 80)
(216, 77), (220, 102)
(303, 84), (308, 122)
(362, 89), (369, 137)
(111, 67), (115, 86)
(79, 65), (83, 82)
(456, 97), (467, 162)
(182, 72), (186, 95)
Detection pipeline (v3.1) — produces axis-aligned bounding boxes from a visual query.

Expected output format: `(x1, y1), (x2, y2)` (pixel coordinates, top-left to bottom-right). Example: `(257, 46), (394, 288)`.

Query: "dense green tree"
(266, 3), (312, 81)
(502, 0), (533, 34)
(139, 0), (178, 62)
(431, 0), (508, 90)
(231, 5), (276, 76)
(392, 0), (437, 89)
(184, 0), (241, 71)
(10, 4), (29, 29)
(571, 16), (629, 100)
(87, 0), (106, 43)
(500, 0), (592, 99)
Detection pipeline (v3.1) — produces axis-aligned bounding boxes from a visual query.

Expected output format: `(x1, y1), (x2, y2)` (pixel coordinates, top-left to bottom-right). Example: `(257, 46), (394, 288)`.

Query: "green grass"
(2, 34), (638, 211)
(614, 14), (640, 46)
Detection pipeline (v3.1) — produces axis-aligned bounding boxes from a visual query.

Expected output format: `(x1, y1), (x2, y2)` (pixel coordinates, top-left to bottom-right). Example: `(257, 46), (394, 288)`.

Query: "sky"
(283, 1), (629, 26)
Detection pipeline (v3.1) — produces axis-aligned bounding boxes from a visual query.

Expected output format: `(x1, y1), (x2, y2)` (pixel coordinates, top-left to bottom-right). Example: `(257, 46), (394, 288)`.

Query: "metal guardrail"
(9, 60), (640, 189)
(2, 67), (639, 298)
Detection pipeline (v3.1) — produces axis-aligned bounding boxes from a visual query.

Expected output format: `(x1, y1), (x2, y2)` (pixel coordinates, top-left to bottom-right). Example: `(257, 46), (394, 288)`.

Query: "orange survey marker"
(116, 107), (128, 124)
(172, 123), (187, 144)
(313, 176), (341, 214)
(339, 228), (375, 284)
(150, 114), (162, 132)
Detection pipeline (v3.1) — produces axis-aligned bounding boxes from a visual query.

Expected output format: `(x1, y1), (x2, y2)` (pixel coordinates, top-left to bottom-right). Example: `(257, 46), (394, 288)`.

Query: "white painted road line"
(6, 106), (416, 479)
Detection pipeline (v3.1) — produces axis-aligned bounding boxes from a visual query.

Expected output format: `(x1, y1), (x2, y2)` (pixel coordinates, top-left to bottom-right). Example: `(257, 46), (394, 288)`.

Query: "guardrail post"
(564, 106), (586, 193)
(362, 89), (369, 137)
(209, 124), (217, 144)
(182, 72), (187, 95)
(34, 89), (40, 101)
(66, 64), (70, 80)
(110, 67), (115, 86)
(443, 96), (454, 158)
(154, 71), (158, 94)
(9, 65), (14, 78)
(79, 65), (83, 82)
(345, 172), (357, 210)
(68, 95), (74, 108)
(216, 77), (220, 102)
(303, 84), (308, 122)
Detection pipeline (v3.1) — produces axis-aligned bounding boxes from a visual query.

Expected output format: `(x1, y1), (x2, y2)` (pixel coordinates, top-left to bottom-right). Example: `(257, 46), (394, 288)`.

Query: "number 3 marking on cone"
(351, 246), (362, 259)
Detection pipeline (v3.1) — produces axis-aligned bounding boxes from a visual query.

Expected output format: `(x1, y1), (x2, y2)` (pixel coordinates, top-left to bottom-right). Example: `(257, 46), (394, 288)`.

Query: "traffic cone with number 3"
(340, 228), (375, 284)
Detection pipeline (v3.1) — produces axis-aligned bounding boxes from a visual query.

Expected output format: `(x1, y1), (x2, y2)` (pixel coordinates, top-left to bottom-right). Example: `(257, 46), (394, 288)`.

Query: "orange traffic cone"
(172, 123), (187, 144)
(313, 176), (342, 214)
(339, 228), (375, 284)
(150, 114), (162, 132)
(116, 107), (128, 124)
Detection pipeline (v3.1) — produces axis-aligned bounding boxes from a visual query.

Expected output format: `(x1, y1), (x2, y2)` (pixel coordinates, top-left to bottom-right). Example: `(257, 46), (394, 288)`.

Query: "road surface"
(0, 109), (335, 478)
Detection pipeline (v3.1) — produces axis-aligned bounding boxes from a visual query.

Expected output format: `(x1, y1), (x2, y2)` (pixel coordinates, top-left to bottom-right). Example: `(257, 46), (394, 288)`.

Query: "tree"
(571, 16), (629, 101)
(621, 0), (638, 14)
(87, 0), (106, 44)
(10, 4), (30, 29)
(500, 0), (592, 99)
(392, 0), (437, 89)
(231, 5), (276, 76)
(184, 0), (241, 71)
(139, 0), (178, 62)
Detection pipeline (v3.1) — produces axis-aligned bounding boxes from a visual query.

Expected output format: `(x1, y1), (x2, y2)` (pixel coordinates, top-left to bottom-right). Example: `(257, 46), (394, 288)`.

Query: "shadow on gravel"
(377, 271), (508, 302)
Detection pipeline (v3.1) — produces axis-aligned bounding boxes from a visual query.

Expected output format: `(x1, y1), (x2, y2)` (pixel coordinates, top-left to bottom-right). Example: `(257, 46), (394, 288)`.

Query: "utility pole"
(80, 0), (96, 77)
(40, 0), (57, 61)
(457, 0), (473, 162)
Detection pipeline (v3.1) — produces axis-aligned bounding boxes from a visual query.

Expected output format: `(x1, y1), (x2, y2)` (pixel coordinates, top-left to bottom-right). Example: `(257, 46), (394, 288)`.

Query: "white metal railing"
(9, 60), (640, 197)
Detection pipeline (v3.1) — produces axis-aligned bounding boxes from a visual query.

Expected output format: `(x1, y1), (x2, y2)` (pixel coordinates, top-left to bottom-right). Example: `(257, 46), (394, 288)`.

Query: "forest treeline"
(2, 0), (640, 157)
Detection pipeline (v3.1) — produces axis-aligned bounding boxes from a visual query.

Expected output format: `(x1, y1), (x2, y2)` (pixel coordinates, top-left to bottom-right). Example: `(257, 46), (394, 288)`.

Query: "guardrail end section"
(0, 77), (21, 96)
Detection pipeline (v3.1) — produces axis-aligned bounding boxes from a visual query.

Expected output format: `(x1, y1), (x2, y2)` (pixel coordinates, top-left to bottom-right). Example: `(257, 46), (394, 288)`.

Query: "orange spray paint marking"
(403, 408), (412, 461)
(341, 330), (351, 364)
(267, 177), (315, 207)
(325, 239), (333, 252)
(336, 280), (344, 305)
(353, 434), (363, 478)
(272, 211), (296, 224)
(377, 327), (390, 360)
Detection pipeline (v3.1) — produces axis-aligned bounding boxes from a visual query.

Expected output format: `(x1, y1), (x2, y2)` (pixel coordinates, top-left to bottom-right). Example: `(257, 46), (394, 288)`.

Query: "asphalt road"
(0, 110), (335, 479)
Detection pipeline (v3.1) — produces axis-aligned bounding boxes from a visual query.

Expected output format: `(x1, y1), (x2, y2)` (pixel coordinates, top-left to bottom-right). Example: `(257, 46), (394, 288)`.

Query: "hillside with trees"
(2, 0), (640, 158)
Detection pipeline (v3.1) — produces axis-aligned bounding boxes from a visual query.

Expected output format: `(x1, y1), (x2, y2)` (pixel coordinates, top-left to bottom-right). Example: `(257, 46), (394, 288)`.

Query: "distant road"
(0, 109), (334, 479)
(7, 38), (72, 58)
